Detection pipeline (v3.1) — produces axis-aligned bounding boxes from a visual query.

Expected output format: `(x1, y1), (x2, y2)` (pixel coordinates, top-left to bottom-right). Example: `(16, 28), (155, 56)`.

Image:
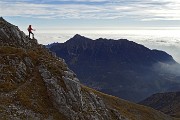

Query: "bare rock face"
(39, 63), (126, 120)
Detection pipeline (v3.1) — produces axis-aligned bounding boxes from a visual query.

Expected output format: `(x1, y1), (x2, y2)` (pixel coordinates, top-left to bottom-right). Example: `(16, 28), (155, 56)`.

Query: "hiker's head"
(29, 25), (31, 27)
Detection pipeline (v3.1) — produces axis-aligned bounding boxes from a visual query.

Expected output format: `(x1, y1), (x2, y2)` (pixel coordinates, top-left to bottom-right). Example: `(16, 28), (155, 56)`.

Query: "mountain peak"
(0, 17), (6, 22)
(0, 17), (12, 27)
(73, 34), (83, 38)
(65, 34), (92, 45)
(71, 34), (90, 40)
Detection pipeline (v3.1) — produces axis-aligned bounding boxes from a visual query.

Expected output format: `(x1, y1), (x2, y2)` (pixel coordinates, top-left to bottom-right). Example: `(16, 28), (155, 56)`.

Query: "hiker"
(27, 25), (35, 39)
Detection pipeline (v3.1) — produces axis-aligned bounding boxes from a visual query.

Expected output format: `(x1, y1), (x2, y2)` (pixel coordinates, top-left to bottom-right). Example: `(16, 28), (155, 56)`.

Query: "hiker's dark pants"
(29, 31), (34, 38)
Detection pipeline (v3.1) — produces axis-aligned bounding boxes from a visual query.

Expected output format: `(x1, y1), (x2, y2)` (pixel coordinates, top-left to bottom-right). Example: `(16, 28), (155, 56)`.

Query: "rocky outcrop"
(39, 62), (126, 120)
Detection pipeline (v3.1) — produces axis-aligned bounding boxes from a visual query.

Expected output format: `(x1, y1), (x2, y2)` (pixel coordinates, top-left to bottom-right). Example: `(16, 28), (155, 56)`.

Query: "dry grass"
(0, 46), (25, 56)
(82, 85), (179, 120)
(0, 46), (68, 119)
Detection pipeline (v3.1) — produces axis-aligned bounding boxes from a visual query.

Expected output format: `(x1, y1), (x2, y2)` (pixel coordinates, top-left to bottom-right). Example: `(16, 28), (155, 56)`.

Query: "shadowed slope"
(49, 34), (180, 102)
(140, 92), (180, 118)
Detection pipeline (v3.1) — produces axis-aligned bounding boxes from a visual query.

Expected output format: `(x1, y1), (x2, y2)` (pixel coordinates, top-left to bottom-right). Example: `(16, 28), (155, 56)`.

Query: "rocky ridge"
(0, 17), (177, 120)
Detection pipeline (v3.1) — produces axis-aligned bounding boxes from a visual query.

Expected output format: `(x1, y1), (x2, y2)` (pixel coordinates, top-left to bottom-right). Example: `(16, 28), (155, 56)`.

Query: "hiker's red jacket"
(28, 26), (33, 32)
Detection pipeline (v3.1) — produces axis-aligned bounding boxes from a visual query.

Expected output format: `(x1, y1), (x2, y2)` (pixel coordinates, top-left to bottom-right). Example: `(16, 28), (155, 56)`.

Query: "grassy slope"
(0, 46), (67, 119)
(139, 92), (180, 118)
(82, 86), (180, 120)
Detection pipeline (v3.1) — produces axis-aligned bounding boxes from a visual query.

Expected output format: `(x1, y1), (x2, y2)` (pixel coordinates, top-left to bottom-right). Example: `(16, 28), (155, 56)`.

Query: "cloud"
(153, 61), (180, 76)
(1, 0), (180, 21)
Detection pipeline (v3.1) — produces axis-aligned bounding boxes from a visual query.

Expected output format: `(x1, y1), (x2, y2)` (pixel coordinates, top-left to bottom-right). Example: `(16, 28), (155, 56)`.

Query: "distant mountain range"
(48, 34), (180, 102)
(140, 91), (180, 118)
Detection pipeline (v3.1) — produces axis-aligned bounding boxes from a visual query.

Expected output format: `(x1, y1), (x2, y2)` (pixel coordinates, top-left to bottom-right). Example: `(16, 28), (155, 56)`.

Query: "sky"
(1, 0), (180, 30)
(1, 0), (180, 62)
